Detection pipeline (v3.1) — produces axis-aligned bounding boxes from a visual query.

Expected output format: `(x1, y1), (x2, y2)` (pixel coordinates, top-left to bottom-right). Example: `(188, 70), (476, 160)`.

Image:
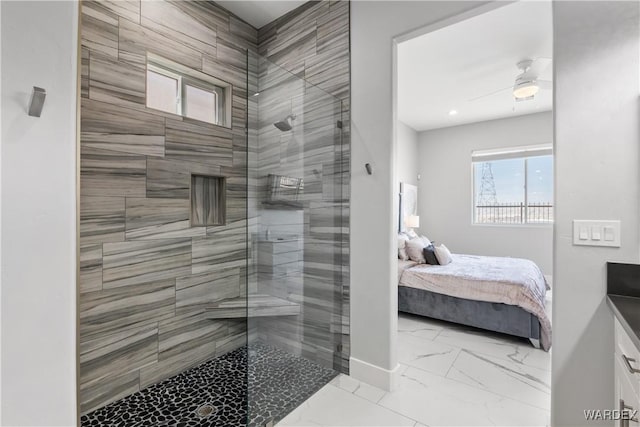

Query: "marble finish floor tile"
(277, 382), (415, 427)
(378, 366), (550, 427)
(331, 374), (388, 404)
(446, 349), (551, 411)
(398, 333), (460, 377)
(279, 313), (551, 426)
(434, 326), (551, 372)
(398, 313), (445, 341)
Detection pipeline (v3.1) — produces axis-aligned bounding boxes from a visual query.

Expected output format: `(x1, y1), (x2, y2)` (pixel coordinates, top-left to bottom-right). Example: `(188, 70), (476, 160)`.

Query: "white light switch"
(604, 226), (615, 241)
(573, 220), (620, 247)
(579, 227), (589, 240)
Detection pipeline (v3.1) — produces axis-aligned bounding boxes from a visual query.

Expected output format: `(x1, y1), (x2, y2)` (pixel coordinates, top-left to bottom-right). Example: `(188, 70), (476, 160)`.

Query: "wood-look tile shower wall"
(256, 1), (351, 372)
(78, 0), (257, 414)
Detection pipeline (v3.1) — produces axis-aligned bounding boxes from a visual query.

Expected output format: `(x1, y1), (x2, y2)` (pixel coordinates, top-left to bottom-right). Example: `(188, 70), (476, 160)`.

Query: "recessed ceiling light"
(448, 110), (458, 116)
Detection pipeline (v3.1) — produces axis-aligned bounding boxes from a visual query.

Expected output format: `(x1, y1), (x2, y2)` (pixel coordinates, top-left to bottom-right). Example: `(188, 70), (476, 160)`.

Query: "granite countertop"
(607, 295), (640, 352)
(607, 262), (640, 352)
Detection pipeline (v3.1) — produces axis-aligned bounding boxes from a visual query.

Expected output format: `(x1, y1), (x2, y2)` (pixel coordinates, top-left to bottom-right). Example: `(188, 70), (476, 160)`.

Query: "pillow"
(434, 244), (453, 265)
(419, 235), (432, 247)
(405, 238), (427, 263)
(405, 229), (418, 239)
(423, 244), (439, 265)
(398, 235), (409, 261)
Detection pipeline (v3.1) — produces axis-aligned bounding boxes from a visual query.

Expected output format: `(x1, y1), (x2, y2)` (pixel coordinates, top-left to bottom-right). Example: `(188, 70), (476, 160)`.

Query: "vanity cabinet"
(615, 318), (640, 427)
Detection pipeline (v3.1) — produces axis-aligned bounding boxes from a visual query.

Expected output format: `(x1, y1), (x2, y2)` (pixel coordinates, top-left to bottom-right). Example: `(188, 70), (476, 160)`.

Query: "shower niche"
(190, 174), (226, 226)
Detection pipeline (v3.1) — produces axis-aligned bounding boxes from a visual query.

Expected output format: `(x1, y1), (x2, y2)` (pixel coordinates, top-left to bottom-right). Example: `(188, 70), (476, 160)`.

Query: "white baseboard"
(349, 356), (402, 391)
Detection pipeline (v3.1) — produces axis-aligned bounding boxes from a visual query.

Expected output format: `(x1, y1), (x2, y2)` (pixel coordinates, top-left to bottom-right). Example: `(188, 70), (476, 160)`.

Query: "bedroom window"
(472, 145), (553, 225)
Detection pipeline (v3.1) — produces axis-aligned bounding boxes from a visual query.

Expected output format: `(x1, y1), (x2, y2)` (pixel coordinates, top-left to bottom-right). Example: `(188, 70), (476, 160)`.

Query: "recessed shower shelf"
(205, 295), (300, 319)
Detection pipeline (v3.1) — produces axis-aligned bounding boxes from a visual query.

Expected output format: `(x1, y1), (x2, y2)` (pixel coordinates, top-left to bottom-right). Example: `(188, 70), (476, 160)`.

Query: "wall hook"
(365, 163), (372, 175)
(28, 86), (46, 117)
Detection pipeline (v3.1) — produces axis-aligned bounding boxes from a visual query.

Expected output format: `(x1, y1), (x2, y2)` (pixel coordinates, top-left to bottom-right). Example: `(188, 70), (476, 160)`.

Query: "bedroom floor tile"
(378, 366), (550, 427)
(398, 313), (445, 341)
(434, 326), (551, 372)
(398, 333), (460, 377)
(446, 348), (551, 411)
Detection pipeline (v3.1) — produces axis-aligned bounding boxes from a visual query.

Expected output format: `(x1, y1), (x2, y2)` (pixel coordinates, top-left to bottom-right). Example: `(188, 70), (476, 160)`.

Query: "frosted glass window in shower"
(184, 84), (217, 124)
(146, 53), (233, 127)
(146, 67), (180, 115)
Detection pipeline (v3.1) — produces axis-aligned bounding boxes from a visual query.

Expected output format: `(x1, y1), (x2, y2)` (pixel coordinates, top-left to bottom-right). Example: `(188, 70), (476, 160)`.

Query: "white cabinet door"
(616, 354), (640, 427)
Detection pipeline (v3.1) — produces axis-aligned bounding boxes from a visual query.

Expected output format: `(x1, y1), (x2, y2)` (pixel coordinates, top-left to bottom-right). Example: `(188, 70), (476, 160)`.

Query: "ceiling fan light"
(513, 79), (539, 99)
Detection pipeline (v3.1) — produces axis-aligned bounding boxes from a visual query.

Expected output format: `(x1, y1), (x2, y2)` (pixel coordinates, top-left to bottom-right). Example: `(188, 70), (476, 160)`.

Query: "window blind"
(471, 144), (553, 162)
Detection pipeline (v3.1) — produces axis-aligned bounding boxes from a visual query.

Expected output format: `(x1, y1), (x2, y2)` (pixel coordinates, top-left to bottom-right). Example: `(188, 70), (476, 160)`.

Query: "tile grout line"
(325, 383), (418, 426)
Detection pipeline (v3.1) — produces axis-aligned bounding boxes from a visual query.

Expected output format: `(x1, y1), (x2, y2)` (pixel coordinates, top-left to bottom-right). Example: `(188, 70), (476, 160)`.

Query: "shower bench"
(205, 294), (300, 319)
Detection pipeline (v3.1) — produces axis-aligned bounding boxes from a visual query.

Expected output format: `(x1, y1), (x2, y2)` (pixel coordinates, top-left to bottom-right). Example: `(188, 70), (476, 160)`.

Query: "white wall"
(350, 0), (495, 389)
(416, 112), (553, 274)
(396, 120), (419, 187)
(1, 1), (78, 426)
(0, 2), (3, 421)
(552, 2), (639, 425)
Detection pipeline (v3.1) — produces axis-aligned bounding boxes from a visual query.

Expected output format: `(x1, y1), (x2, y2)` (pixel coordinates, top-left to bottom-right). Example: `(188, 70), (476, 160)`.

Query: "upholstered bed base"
(398, 285), (541, 348)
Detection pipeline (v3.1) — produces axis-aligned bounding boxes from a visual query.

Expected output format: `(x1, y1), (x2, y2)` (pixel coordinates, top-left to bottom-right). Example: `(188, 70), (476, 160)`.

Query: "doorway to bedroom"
(394, 1), (553, 425)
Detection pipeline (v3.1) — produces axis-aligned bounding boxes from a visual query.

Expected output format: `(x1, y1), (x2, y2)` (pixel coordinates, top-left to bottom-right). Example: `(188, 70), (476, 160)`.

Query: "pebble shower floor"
(81, 342), (337, 427)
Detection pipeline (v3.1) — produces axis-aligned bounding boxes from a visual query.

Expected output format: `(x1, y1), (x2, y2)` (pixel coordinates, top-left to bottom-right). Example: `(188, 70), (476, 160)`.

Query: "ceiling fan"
(469, 58), (552, 103)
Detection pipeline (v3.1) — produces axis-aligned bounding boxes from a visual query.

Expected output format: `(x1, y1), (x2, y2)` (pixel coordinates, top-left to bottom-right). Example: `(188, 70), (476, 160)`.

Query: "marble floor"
(277, 311), (551, 427)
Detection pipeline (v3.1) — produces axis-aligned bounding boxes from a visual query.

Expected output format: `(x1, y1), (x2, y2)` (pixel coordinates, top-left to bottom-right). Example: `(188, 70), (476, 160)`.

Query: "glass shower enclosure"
(245, 52), (347, 426)
(77, 46), (346, 427)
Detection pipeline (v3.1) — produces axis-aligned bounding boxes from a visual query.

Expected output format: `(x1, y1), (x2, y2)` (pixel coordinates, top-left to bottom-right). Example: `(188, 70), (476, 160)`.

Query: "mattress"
(397, 260), (418, 283)
(399, 254), (551, 350)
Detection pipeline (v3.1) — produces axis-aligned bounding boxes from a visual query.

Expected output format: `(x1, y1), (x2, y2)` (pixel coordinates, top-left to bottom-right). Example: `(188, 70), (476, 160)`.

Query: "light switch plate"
(573, 220), (620, 247)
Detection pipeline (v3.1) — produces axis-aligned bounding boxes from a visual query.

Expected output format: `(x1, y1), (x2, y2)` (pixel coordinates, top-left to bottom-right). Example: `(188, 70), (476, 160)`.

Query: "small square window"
(146, 69), (179, 115)
(184, 84), (217, 124)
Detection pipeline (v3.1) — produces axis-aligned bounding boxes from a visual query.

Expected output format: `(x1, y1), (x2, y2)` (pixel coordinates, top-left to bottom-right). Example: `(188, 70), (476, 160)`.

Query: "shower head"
(274, 114), (296, 132)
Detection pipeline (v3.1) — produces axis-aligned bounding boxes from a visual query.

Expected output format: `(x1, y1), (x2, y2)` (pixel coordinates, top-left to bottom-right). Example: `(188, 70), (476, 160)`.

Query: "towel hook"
(28, 86), (46, 117)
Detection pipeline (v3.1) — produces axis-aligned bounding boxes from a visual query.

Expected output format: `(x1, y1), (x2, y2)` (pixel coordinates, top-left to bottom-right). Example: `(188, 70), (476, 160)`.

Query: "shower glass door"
(246, 51), (347, 426)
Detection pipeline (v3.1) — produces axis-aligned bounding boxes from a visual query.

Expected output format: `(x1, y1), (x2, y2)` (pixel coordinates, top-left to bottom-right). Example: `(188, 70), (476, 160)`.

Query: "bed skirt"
(398, 285), (541, 346)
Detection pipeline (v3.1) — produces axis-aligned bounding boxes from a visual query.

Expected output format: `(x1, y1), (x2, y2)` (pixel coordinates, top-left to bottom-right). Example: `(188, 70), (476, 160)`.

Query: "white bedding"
(398, 260), (418, 283)
(399, 254), (551, 351)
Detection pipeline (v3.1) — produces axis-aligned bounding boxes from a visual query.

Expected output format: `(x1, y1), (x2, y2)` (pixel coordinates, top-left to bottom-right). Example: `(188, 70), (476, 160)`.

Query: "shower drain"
(195, 404), (217, 418)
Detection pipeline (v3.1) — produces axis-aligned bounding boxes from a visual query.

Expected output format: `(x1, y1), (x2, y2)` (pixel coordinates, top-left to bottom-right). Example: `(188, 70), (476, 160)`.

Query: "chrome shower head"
(274, 114), (296, 132)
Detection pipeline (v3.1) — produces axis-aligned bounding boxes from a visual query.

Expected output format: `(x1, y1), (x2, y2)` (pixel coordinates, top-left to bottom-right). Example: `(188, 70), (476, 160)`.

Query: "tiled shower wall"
(78, 0), (257, 414)
(256, 1), (351, 372)
(79, 0), (350, 415)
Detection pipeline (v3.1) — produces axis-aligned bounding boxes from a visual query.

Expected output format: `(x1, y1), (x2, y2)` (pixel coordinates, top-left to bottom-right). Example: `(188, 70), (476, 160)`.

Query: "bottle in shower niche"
(266, 228), (271, 240)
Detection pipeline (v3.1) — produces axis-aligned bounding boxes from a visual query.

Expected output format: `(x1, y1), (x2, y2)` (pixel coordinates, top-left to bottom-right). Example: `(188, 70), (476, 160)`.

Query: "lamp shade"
(513, 78), (539, 99)
(406, 215), (420, 228)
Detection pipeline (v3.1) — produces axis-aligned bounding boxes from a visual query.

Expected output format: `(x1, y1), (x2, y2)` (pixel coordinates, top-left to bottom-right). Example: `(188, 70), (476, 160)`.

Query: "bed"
(397, 254), (551, 350)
